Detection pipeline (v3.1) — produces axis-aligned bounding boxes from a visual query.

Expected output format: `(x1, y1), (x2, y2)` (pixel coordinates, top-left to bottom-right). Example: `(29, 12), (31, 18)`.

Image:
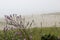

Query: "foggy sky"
(0, 0), (60, 18)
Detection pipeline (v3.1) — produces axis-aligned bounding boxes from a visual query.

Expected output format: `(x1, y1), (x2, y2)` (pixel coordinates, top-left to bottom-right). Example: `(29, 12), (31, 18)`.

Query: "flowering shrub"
(4, 14), (34, 40)
(0, 14), (59, 40)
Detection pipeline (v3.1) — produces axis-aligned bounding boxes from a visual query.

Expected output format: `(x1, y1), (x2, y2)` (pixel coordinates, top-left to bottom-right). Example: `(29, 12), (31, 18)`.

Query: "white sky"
(0, 0), (60, 17)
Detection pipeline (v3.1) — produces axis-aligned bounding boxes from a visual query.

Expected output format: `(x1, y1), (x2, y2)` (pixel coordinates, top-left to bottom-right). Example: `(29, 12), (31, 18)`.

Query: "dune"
(0, 12), (60, 30)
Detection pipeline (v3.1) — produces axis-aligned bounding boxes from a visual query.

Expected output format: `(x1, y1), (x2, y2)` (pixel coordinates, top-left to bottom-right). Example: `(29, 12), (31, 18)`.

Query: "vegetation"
(0, 27), (59, 40)
(0, 14), (60, 40)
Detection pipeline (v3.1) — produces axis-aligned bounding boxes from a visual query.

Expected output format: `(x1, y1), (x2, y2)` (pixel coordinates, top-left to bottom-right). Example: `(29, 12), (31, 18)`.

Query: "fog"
(0, 0), (60, 18)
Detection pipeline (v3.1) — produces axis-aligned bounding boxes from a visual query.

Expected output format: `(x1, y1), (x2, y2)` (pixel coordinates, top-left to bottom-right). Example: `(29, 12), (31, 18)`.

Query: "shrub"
(41, 34), (58, 40)
(4, 14), (34, 40)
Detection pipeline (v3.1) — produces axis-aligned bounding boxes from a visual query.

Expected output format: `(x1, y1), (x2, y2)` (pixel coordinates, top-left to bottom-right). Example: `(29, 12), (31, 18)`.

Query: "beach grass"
(0, 27), (60, 40)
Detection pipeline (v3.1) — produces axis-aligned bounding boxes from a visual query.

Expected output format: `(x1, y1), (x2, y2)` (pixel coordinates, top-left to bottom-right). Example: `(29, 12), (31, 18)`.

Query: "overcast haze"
(0, 0), (60, 18)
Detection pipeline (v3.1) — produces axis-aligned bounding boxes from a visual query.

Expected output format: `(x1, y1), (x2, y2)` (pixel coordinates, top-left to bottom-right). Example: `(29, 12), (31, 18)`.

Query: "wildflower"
(4, 14), (34, 40)
(29, 35), (32, 40)
(3, 26), (8, 32)
(24, 38), (26, 40)
(10, 14), (12, 18)
(5, 15), (12, 20)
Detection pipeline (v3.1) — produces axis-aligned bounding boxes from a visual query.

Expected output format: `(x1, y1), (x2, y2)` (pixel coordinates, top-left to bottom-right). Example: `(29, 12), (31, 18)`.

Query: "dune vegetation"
(0, 14), (60, 40)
